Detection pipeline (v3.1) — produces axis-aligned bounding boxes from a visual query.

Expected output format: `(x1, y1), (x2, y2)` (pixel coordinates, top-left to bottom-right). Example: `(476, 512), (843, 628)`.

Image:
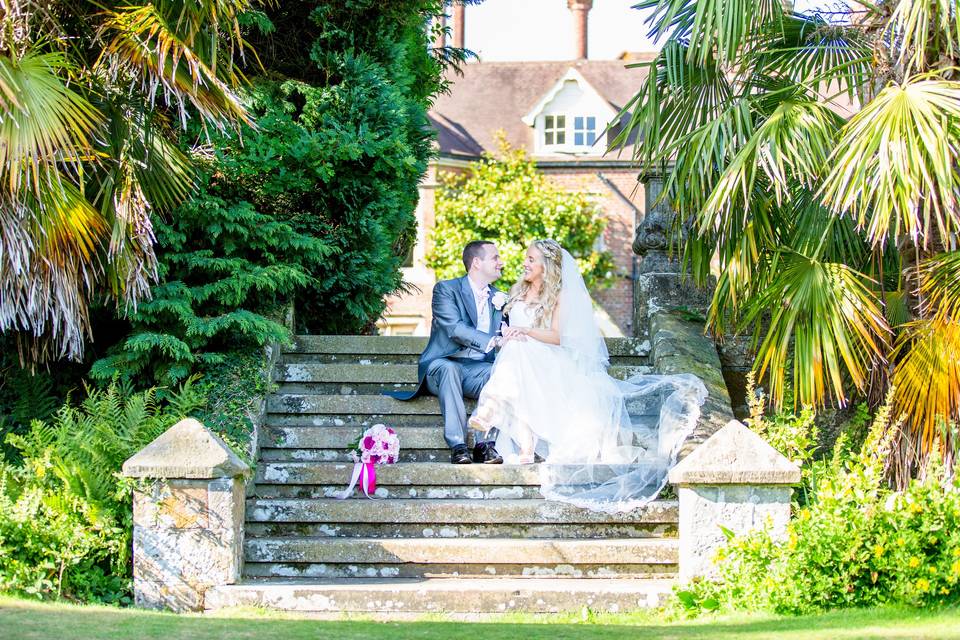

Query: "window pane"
(587, 116), (596, 129)
(557, 131), (565, 144)
(557, 115), (565, 128)
(545, 131), (554, 145)
(574, 116), (583, 129)
(545, 115), (554, 128)
(586, 131), (596, 145)
(574, 132), (584, 146)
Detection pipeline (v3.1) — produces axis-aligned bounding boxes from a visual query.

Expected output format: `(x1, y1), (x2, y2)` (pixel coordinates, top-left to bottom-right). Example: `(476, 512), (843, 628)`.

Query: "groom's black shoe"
(473, 441), (504, 464)
(451, 444), (473, 464)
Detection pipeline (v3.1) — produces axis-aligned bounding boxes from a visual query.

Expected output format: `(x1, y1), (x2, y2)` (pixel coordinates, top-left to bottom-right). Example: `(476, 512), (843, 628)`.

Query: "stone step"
(246, 498), (678, 526)
(256, 461), (540, 486)
(288, 335), (652, 357)
(274, 363), (654, 384)
(282, 353), (652, 366)
(205, 577), (674, 613)
(253, 483), (543, 500)
(244, 537), (676, 565)
(246, 520), (677, 539)
(267, 392), (664, 418)
(260, 425), (448, 449)
(258, 447), (451, 463)
(243, 562), (673, 580)
(266, 394), (465, 416)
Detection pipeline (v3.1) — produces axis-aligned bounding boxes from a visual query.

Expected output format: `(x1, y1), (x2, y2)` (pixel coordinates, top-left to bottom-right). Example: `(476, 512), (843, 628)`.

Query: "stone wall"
(648, 310), (735, 457)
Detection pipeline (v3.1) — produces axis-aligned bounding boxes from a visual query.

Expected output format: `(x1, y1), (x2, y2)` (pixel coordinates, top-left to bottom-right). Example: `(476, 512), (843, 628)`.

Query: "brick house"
(380, 1), (654, 337)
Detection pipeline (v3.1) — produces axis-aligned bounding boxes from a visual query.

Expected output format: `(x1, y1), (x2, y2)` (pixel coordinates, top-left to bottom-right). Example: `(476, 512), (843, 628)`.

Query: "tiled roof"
(430, 59), (651, 160)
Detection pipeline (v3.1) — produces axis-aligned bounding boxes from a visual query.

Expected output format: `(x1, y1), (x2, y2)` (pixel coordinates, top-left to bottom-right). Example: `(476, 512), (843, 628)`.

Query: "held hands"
(501, 325), (528, 343)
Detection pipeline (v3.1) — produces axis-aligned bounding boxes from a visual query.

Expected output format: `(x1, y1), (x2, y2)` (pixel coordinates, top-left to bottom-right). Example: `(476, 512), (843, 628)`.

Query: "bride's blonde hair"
(505, 239), (563, 328)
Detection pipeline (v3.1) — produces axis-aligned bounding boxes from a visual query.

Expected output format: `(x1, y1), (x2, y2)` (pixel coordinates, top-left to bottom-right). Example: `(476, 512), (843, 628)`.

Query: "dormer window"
(574, 116), (596, 147)
(523, 68), (618, 157)
(544, 115), (566, 146)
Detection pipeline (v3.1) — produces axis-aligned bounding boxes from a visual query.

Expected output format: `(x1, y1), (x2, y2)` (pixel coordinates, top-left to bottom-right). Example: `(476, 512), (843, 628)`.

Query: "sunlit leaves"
(746, 254), (889, 408)
(820, 78), (960, 249)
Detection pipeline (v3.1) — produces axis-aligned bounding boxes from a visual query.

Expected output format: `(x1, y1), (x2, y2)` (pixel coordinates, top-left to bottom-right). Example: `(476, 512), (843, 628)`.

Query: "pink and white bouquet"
(336, 424), (401, 499)
(350, 423), (400, 465)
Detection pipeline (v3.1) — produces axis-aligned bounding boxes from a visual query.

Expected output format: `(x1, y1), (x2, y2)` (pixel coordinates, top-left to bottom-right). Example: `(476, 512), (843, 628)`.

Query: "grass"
(1, 596), (960, 639)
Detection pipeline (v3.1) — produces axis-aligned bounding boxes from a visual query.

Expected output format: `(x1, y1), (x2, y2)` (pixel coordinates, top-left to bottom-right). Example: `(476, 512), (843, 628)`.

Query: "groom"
(391, 241), (505, 464)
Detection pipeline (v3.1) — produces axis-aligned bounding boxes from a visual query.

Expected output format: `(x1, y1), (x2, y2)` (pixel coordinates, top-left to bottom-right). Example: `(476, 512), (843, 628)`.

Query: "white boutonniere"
(491, 291), (507, 310)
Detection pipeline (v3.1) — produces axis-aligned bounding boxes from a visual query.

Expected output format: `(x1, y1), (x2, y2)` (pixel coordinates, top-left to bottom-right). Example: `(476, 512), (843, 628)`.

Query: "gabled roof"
(429, 59), (650, 161)
(520, 67), (618, 127)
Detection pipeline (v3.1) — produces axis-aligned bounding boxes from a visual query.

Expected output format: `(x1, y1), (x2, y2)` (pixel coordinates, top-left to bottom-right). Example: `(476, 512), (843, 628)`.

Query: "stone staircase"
(205, 336), (680, 613)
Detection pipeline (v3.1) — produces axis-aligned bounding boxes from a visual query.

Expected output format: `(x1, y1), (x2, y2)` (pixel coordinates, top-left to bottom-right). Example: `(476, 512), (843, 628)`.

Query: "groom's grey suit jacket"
(391, 276), (504, 400)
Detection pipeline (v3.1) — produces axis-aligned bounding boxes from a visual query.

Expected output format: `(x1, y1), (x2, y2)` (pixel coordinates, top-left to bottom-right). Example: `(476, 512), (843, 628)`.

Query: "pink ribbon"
(335, 462), (377, 499)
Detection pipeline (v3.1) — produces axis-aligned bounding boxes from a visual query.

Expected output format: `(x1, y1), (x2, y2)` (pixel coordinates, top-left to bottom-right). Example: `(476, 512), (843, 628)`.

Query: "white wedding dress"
(469, 249), (707, 513)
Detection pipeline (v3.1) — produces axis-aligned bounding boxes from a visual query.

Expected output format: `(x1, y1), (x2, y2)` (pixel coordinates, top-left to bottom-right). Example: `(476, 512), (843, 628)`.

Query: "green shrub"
(427, 138), (614, 290)
(680, 398), (960, 616)
(0, 379), (203, 601)
(88, 181), (332, 387)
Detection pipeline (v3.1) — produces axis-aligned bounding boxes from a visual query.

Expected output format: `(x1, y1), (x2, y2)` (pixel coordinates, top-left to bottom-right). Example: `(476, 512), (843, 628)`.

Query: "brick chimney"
(568, 0), (593, 59)
(452, 3), (465, 49)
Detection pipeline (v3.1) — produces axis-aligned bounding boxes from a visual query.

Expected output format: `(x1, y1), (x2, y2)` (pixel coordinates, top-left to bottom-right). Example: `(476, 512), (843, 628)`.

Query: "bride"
(467, 239), (707, 513)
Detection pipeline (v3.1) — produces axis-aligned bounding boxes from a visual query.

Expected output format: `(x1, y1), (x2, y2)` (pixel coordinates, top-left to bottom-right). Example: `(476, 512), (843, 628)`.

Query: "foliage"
(194, 348), (275, 463)
(88, 159), (332, 387)
(427, 138), (614, 290)
(677, 396), (960, 616)
(222, 0), (463, 334)
(0, 0), (260, 364)
(744, 373), (818, 487)
(619, 0), (960, 473)
(0, 378), (203, 601)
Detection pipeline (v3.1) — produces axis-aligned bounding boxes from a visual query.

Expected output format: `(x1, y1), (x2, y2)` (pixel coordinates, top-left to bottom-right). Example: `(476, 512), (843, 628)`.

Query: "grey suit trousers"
(425, 357), (493, 448)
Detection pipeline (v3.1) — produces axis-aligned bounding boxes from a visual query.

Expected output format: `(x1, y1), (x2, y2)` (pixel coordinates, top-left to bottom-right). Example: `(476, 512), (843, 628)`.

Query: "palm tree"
(0, 0), (259, 364)
(614, 0), (960, 478)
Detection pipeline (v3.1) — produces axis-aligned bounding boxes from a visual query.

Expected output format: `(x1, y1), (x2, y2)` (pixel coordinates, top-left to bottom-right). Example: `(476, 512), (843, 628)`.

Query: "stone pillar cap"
(122, 418), (250, 480)
(668, 419), (801, 485)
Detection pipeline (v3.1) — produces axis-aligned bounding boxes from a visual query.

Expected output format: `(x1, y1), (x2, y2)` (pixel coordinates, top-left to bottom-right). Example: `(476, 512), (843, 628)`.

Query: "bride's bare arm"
(518, 306), (561, 345)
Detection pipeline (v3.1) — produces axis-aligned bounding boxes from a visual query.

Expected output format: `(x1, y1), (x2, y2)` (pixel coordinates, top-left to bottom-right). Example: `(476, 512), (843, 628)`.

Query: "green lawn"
(2, 597), (959, 640)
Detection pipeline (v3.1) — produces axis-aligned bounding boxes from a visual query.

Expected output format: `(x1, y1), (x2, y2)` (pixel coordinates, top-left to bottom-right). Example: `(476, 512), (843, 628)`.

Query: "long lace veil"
(538, 250), (708, 513)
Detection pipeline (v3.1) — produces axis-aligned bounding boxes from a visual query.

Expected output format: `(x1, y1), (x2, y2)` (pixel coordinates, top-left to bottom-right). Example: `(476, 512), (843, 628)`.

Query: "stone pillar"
(122, 418), (250, 612)
(668, 419), (801, 582)
(632, 174), (709, 342)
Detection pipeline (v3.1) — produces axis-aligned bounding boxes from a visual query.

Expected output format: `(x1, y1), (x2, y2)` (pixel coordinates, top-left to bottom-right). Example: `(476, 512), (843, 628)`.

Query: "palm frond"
(701, 98), (842, 226)
(745, 253), (889, 408)
(98, 4), (252, 126)
(0, 49), (101, 194)
(892, 318), (960, 453)
(753, 12), (873, 101)
(636, 0), (784, 65)
(819, 77), (960, 249)
(887, 0), (960, 75)
(919, 250), (960, 322)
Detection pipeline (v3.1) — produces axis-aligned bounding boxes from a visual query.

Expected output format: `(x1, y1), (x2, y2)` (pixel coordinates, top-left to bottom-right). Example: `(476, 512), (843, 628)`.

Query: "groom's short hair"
(462, 240), (493, 272)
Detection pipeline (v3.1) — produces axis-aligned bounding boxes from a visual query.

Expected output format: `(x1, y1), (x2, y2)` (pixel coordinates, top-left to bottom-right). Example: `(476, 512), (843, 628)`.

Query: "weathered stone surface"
(206, 577), (674, 613)
(132, 477), (245, 611)
(260, 425), (448, 449)
(247, 498), (679, 525)
(275, 362), (652, 383)
(245, 537), (677, 565)
(123, 418), (250, 480)
(246, 521), (677, 540)
(648, 311), (735, 456)
(243, 562), (674, 580)
(290, 335), (655, 357)
(668, 420), (798, 582)
(256, 461), (542, 486)
(267, 394), (466, 416)
(677, 484), (792, 582)
(256, 483), (544, 500)
(669, 420), (801, 485)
